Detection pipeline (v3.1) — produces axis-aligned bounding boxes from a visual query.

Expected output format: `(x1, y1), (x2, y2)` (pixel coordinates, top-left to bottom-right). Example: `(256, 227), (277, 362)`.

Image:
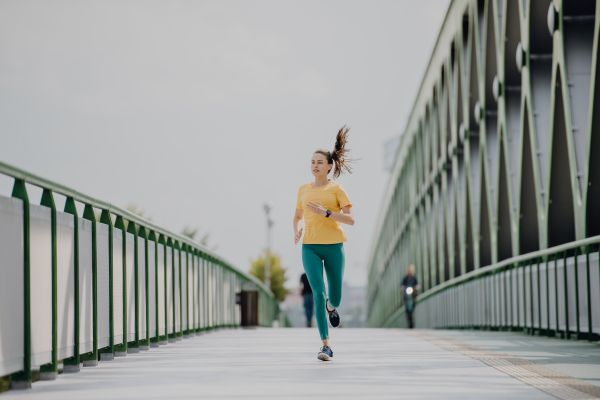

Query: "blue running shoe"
(326, 299), (341, 328)
(317, 345), (333, 361)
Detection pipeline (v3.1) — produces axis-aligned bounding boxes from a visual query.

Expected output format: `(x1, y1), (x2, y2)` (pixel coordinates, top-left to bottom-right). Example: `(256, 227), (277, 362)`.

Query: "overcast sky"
(0, 0), (449, 287)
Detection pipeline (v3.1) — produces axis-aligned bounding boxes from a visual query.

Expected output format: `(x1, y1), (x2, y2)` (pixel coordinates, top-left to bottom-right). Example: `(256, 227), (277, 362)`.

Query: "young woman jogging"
(293, 126), (356, 361)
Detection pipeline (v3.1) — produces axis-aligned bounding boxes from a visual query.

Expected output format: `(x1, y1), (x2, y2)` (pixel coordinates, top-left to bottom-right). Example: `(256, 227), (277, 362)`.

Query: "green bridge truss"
(367, 0), (600, 341)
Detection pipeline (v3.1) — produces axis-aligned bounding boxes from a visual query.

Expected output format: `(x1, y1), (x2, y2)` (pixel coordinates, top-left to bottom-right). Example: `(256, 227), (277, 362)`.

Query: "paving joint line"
(403, 329), (600, 400)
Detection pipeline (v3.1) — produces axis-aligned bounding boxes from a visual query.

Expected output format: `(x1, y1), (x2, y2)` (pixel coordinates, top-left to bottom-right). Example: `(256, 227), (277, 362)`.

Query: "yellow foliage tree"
(249, 252), (289, 302)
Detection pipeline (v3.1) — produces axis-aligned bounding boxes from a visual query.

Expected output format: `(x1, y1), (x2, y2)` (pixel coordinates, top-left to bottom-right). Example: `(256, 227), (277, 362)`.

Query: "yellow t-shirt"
(296, 180), (352, 244)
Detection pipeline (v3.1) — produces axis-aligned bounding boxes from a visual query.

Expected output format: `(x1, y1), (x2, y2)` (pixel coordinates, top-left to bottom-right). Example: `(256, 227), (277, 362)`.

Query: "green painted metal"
(149, 230), (159, 345)
(114, 216), (127, 354)
(166, 238), (175, 341)
(99, 210), (114, 355)
(81, 205), (98, 363)
(159, 234), (167, 343)
(135, 225), (147, 348)
(587, 245), (593, 340)
(367, 0), (600, 340)
(0, 160), (273, 303)
(380, 235), (600, 331)
(127, 222), (141, 348)
(563, 252), (569, 339)
(1, 166), (282, 388)
(39, 189), (57, 377)
(0, 161), (284, 387)
(63, 197), (80, 368)
(174, 241), (182, 338)
(10, 180), (31, 386)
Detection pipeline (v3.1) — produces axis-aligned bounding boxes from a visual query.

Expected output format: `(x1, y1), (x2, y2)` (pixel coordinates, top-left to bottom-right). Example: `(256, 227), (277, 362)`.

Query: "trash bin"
(236, 290), (259, 327)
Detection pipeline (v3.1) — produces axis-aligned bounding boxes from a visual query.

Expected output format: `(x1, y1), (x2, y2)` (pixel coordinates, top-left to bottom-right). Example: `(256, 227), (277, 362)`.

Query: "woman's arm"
(306, 202), (355, 226)
(293, 208), (304, 245)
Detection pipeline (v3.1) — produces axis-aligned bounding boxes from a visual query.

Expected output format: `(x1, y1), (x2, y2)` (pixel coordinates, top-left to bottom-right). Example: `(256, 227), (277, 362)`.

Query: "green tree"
(249, 252), (289, 302)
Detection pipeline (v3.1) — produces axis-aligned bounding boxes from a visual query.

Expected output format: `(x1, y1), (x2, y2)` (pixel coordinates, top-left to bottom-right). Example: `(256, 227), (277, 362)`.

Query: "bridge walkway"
(3, 328), (598, 399)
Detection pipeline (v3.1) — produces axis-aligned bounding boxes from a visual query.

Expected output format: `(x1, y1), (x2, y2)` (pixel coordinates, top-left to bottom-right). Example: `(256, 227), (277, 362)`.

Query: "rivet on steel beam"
(492, 75), (501, 101)
(474, 101), (483, 125)
(547, 2), (558, 36)
(459, 123), (468, 143)
(516, 42), (525, 72)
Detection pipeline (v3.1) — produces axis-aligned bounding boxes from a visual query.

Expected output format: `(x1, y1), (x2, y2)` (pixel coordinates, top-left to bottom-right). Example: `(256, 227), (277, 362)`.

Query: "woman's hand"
(293, 208), (304, 245)
(294, 227), (303, 245)
(307, 200), (327, 216)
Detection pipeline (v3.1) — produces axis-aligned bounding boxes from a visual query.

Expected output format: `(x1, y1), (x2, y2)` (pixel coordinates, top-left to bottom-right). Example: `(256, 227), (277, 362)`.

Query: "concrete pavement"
(429, 329), (600, 388)
(0, 328), (581, 399)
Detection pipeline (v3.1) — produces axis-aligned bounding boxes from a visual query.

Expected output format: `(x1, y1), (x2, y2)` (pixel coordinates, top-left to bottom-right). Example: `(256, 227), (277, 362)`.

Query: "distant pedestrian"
(300, 273), (313, 327)
(400, 264), (419, 329)
(293, 126), (358, 361)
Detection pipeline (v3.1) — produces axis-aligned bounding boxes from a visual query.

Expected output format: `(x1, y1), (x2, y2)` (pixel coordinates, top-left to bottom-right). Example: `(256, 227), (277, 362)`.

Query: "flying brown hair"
(314, 125), (358, 179)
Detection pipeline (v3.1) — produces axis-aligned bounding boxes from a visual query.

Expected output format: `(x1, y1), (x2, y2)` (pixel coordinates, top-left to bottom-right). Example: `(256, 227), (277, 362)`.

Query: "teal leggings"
(302, 243), (345, 340)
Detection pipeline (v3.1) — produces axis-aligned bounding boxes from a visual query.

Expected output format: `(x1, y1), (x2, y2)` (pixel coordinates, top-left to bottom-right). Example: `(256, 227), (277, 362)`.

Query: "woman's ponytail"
(314, 125), (358, 179)
(331, 125), (354, 179)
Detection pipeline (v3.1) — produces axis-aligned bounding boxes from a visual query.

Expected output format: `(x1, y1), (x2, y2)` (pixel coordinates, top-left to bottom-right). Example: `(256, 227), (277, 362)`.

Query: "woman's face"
(311, 153), (331, 177)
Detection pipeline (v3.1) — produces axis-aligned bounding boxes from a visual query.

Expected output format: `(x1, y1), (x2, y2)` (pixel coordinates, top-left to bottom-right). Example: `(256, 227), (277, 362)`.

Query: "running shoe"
(317, 345), (333, 361)
(326, 299), (341, 328)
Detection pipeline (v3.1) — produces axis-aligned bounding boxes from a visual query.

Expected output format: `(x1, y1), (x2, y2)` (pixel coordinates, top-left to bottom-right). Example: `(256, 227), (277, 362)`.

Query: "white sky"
(0, 0), (449, 287)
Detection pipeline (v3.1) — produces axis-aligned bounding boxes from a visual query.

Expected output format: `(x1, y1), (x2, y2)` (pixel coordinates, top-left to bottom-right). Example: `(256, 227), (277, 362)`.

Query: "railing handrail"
(380, 235), (600, 328)
(417, 235), (600, 302)
(0, 160), (273, 298)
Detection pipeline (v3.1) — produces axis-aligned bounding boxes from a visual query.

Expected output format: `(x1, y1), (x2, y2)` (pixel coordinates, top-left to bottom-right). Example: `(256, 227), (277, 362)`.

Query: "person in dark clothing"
(400, 264), (419, 329)
(300, 273), (314, 327)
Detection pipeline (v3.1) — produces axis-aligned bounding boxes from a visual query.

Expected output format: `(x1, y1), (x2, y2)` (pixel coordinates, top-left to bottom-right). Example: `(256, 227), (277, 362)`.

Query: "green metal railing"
(0, 160), (279, 389)
(366, 0), (600, 342)
(378, 236), (600, 342)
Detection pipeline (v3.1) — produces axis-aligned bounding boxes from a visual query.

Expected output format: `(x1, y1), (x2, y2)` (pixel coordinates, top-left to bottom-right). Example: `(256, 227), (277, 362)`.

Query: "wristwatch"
(325, 210), (332, 218)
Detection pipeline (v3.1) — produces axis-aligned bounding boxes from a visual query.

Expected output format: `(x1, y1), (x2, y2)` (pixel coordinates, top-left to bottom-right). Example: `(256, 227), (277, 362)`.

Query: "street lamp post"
(263, 202), (274, 289)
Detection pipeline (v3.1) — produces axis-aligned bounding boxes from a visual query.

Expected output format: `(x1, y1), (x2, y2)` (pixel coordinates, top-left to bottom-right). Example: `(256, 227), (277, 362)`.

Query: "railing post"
(127, 220), (139, 352)
(174, 241), (182, 340)
(545, 256), (551, 337)
(114, 216), (127, 356)
(138, 226), (150, 350)
(149, 230), (160, 348)
(563, 251), (569, 339)
(10, 179), (31, 389)
(166, 238), (176, 342)
(81, 205), (98, 366)
(529, 260), (534, 335)
(210, 257), (214, 330)
(586, 245), (593, 341)
(39, 189), (58, 380)
(63, 197), (80, 373)
(99, 210), (114, 360)
(504, 266), (509, 331)
(511, 262), (517, 331)
(200, 253), (205, 332)
(574, 247), (581, 340)
(554, 255), (560, 337)
(183, 244), (189, 335)
(195, 250), (201, 334)
(181, 244), (187, 337)
(158, 234), (168, 345)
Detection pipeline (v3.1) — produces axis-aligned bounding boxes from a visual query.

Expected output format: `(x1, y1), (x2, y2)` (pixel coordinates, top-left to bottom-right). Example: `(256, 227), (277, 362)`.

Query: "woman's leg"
(322, 243), (345, 309)
(302, 244), (328, 340)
